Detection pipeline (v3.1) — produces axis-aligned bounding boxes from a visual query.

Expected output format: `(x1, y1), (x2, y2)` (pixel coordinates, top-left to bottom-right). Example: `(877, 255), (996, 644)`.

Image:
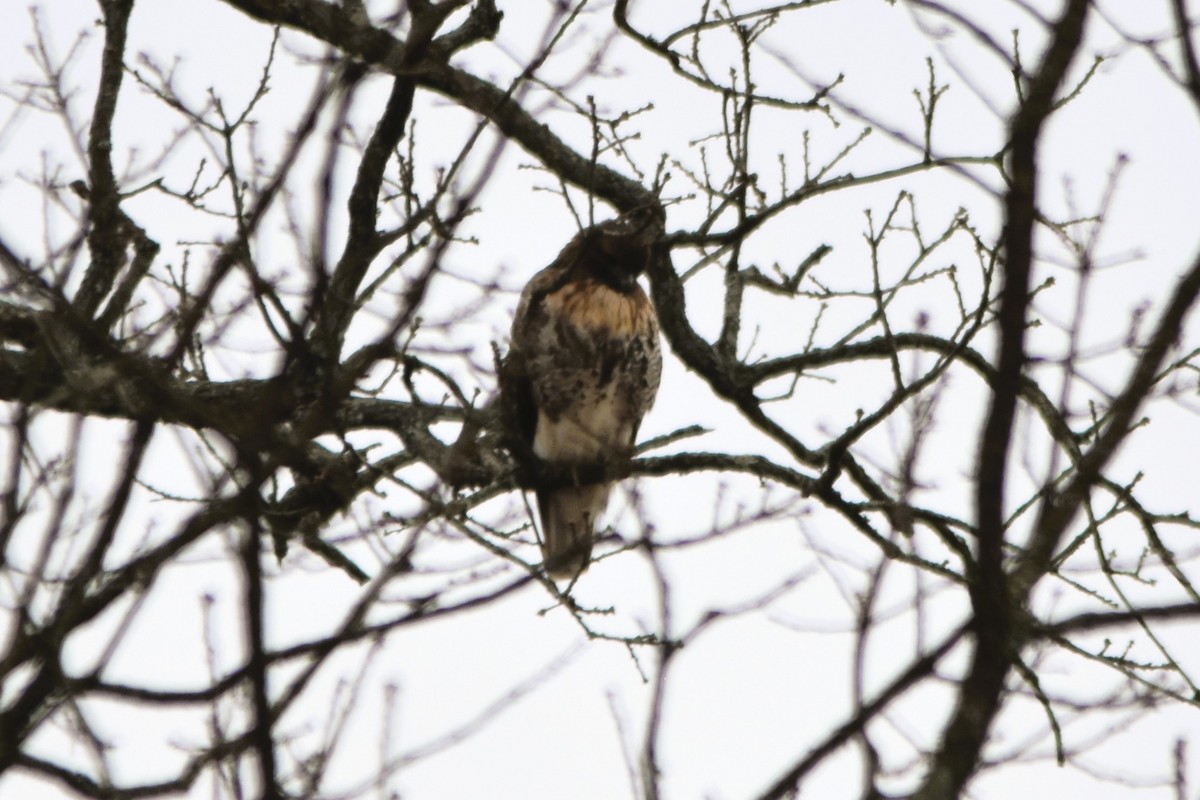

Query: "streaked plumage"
(503, 212), (662, 579)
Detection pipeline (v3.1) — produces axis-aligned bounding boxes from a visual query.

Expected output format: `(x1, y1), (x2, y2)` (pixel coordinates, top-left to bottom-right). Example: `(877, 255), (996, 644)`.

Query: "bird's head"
(577, 206), (664, 292)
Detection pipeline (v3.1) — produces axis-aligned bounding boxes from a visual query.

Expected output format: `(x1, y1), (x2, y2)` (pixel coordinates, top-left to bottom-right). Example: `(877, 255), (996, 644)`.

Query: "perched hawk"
(502, 211), (663, 579)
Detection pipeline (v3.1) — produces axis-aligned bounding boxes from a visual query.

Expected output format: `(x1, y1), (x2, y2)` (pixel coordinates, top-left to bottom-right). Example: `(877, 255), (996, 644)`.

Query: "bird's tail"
(537, 484), (610, 579)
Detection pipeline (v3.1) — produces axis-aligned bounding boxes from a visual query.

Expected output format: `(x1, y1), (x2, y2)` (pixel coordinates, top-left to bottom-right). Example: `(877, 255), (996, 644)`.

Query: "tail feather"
(538, 484), (610, 579)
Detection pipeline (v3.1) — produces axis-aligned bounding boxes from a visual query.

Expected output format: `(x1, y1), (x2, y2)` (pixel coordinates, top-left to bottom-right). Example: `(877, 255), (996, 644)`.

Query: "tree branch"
(75, 0), (134, 318)
(917, 4), (1092, 797)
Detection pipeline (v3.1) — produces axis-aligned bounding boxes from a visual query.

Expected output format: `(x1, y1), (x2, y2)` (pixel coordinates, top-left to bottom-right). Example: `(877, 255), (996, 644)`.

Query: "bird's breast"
(542, 278), (655, 339)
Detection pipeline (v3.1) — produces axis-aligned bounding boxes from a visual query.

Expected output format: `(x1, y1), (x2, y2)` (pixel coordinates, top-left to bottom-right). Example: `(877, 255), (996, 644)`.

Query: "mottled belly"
(533, 398), (633, 463)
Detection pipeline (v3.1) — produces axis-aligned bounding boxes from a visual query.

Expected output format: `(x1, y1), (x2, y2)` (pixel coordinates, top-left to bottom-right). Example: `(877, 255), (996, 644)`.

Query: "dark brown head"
(573, 207), (664, 292)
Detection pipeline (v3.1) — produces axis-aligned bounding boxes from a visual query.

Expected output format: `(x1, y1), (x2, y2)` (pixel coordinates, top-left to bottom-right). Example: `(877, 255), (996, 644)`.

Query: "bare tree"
(1, 1), (1198, 798)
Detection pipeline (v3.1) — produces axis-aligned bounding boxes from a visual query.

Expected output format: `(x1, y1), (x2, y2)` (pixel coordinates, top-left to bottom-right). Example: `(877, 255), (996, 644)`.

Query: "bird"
(501, 209), (663, 580)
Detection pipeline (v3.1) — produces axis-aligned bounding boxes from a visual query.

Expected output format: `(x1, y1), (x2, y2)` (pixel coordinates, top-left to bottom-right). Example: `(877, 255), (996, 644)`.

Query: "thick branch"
(314, 72), (419, 359)
(75, 0), (134, 318)
(916, 4), (1092, 798)
(313, 1), (473, 358)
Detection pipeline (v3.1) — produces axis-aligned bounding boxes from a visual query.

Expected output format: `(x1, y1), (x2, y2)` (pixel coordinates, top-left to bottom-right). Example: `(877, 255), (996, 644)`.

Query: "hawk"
(502, 210), (663, 580)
